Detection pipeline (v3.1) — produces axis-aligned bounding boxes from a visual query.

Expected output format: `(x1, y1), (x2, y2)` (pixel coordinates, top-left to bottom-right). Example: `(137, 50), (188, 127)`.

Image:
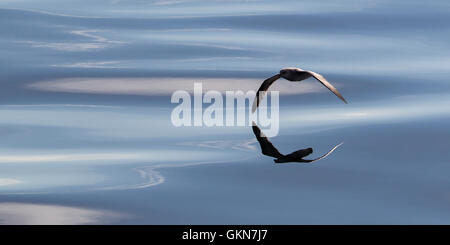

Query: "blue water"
(0, 0), (450, 224)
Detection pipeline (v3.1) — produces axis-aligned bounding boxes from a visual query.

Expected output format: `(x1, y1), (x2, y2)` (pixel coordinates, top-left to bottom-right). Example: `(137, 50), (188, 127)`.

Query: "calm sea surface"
(0, 0), (450, 224)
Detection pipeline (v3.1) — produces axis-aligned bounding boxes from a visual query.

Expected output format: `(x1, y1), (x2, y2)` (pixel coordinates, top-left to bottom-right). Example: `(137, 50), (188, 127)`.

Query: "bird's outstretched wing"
(305, 71), (348, 104)
(302, 142), (344, 163)
(252, 124), (284, 158)
(252, 74), (281, 113)
(283, 148), (313, 159)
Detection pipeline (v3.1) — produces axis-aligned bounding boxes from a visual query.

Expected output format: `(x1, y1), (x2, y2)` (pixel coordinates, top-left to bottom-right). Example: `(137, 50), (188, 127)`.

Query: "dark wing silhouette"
(301, 142), (344, 163)
(251, 74), (281, 113)
(282, 147), (313, 159)
(305, 70), (347, 104)
(252, 124), (284, 158)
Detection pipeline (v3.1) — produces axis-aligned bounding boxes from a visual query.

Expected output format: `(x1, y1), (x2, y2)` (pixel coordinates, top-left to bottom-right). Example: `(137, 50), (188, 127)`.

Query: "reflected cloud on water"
(0, 202), (124, 225)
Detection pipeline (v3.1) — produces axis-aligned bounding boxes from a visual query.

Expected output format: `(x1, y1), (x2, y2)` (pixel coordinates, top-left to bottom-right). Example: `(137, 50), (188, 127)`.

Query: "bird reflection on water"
(252, 123), (343, 164)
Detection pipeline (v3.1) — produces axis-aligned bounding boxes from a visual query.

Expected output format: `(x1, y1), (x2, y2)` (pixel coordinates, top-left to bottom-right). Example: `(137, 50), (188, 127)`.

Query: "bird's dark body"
(280, 68), (311, 81)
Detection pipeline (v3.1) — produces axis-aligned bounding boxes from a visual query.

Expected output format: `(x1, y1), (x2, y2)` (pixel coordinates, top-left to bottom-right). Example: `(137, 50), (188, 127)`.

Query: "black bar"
(0, 225), (448, 243)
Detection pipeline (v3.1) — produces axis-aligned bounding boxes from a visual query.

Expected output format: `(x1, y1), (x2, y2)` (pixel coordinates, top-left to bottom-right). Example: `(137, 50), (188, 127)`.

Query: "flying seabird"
(252, 67), (347, 112)
(252, 124), (343, 163)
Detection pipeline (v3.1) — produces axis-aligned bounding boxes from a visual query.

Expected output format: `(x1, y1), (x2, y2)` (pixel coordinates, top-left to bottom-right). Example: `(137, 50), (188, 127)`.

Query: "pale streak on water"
(0, 0), (450, 224)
